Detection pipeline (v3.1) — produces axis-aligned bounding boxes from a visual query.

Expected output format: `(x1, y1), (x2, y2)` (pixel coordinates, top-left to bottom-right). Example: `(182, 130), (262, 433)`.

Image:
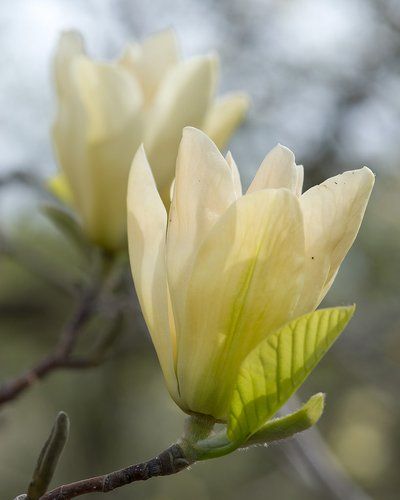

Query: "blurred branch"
(0, 254), (127, 408)
(282, 396), (372, 500)
(0, 169), (46, 194)
(0, 286), (96, 407)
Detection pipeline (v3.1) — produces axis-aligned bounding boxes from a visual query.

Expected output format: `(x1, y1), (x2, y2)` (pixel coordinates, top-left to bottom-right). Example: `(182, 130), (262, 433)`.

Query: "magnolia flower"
(127, 127), (374, 421)
(51, 30), (248, 250)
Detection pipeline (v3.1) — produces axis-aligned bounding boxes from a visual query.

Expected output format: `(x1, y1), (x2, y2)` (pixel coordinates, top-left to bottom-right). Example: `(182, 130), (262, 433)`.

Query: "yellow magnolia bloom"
(127, 127), (374, 420)
(52, 30), (249, 250)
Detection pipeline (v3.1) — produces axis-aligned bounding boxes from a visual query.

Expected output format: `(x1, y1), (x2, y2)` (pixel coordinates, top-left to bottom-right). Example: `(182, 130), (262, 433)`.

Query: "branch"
(0, 248), (129, 408)
(0, 287), (97, 407)
(40, 444), (190, 499)
(0, 170), (46, 194)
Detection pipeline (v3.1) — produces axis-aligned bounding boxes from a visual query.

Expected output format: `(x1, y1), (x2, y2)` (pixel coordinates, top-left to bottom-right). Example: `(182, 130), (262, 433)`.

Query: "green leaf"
(193, 393), (325, 461)
(245, 392), (325, 446)
(227, 306), (354, 444)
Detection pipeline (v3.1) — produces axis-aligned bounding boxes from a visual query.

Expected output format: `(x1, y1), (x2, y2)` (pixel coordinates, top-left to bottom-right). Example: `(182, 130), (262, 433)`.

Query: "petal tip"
(275, 143), (295, 158)
(182, 126), (214, 144)
(227, 92), (251, 112)
(361, 165), (376, 180)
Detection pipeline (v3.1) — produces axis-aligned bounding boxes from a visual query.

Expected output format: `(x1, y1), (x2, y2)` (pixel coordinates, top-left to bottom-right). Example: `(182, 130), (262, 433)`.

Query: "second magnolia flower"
(51, 30), (248, 250)
(128, 127), (374, 421)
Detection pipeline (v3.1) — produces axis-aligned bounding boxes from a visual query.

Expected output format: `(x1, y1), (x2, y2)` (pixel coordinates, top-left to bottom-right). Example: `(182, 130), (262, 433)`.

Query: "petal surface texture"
(53, 34), (143, 249)
(52, 32), (90, 228)
(167, 128), (236, 338)
(226, 151), (243, 199)
(144, 56), (218, 202)
(177, 188), (305, 419)
(295, 164), (304, 196)
(119, 29), (180, 105)
(127, 146), (179, 402)
(294, 167), (375, 315)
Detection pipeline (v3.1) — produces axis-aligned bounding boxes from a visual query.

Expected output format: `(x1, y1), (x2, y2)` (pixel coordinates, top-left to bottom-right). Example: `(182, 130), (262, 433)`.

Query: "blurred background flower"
(51, 29), (247, 250)
(1, 0), (400, 499)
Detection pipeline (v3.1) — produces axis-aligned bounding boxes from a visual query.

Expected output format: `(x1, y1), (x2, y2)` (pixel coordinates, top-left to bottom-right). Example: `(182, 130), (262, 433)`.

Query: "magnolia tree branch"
(40, 444), (190, 499)
(0, 288), (97, 407)
(0, 254), (127, 408)
(0, 170), (45, 193)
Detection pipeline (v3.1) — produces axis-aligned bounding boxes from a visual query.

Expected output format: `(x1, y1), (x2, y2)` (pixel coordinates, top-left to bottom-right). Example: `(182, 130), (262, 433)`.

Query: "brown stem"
(41, 444), (191, 499)
(0, 250), (128, 408)
(0, 288), (96, 407)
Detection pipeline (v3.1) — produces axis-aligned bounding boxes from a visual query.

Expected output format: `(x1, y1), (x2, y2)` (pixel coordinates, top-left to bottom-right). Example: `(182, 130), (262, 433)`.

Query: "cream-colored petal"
(203, 92), (249, 150)
(295, 164), (304, 197)
(72, 56), (143, 142)
(54, 56), (144, 249)
(52, 34), (92, 233)
(167, 127), (236, 339)
(144, 55), (218, 202)
(78, 127), (143, 249)
(169, 178), (176, 203)
(177, 188), (305, 419)
(127, 146), (179, 401)
(53, 31), (85, 98)
(247, 144), (298, 194)
(226, 151), (243, 199)
(119, 29), (180, 105)
(294, 167), (375, 316)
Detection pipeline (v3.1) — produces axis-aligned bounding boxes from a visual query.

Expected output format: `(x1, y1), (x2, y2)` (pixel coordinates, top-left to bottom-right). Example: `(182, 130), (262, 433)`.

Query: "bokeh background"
(1, 0), (400, 499)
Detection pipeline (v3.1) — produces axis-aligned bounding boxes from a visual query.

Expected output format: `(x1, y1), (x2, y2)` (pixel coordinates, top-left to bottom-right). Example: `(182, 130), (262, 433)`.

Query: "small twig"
(0, 250), (129, 408)
(0, 288), (96, 407)
(40, 444), (190, 499)
(0, 170), (45, 193)
(54, 289), (96, 358)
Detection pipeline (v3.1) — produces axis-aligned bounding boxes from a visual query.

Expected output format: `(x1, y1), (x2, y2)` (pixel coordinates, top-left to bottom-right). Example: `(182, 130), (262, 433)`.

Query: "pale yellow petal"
(294, 167), (375, 316)
(226, 151), (242, 199)
(120, 29), (180, 105)
(295, 164), (304, 196)
(53, 31), (85, 98)
(72, 56), (143, 142)
(127, 146), (179, 401)
(79, 128), (143, 249)
(144, 55), (218, 202)
(54, 56), (144, 249)
(177, 188), (305, 419)
(247, 144), (298, 194)
(52, 34), (92, 233)
(203, 92), (249, 150)
(167, 127), (236, 335)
